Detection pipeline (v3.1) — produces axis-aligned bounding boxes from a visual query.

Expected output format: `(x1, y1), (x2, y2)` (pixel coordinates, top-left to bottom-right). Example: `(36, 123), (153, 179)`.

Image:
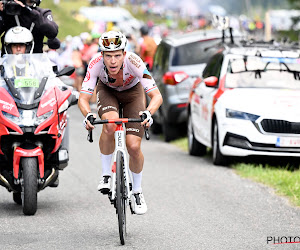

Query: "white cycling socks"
(131, 171), (143, 193)
(101, 153), (113, 177)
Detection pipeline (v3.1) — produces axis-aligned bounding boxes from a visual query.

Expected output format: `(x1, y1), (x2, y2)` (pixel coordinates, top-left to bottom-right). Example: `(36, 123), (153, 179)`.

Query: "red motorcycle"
(0, 53), (77, 215)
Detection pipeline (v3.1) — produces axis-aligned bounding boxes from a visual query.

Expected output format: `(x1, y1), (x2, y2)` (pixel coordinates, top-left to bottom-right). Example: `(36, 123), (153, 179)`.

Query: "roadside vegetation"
(172, 137), (300, 207)
(42, 0), (90, 39)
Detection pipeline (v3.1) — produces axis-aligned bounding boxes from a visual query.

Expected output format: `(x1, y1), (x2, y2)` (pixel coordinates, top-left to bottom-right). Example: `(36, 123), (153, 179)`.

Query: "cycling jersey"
(81, 51), (157, 95)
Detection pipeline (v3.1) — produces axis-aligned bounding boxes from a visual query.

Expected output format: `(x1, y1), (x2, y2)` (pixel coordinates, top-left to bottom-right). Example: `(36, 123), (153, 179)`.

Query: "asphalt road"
(1, 106), (300, 250)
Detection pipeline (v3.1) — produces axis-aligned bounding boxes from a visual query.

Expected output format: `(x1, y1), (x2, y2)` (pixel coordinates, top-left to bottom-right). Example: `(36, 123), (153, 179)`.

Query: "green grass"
(171, 136), (300, 207)
(234, 164), (300, 206)
(172, 137), (188, 152)
(42, 0), (90, 39)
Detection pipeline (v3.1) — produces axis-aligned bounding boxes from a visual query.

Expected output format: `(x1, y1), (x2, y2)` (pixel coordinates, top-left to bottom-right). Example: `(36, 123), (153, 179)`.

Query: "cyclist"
(78, 31), (163, 215)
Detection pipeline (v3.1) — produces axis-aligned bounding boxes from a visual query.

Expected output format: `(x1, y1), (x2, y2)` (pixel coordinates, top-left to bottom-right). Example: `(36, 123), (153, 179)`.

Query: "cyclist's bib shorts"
(97, 81), (146, 138)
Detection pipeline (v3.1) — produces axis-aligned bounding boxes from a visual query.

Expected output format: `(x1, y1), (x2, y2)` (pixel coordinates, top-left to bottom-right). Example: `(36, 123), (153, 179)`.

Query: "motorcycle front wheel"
(21, 157), (38, 215)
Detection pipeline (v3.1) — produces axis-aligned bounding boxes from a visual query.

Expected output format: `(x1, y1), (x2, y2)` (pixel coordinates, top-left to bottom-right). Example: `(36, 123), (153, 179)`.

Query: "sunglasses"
(101, 37), (122, 48)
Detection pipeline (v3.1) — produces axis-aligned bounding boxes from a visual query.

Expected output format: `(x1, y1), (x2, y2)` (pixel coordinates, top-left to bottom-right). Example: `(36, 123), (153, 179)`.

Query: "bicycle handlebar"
(87, 114), (150, 143)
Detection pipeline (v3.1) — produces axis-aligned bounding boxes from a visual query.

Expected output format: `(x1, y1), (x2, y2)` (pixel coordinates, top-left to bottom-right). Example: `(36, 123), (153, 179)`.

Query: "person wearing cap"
(78, 30), (163, 215)
(0, 0), (59, 55)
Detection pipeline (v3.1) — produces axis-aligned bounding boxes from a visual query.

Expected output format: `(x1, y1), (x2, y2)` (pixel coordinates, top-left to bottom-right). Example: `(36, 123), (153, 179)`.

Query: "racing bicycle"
(87, 110), (149, 245)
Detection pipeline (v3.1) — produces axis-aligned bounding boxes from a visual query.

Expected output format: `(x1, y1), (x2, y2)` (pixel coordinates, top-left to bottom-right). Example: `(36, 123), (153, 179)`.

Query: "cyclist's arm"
(78, 53), (102, 127)
(145, 89), (163, 116)
(78, 92), (92, 117)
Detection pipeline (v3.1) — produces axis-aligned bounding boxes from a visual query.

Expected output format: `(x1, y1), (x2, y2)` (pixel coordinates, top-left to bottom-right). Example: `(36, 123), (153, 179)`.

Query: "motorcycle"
(0, 53), (77, 215)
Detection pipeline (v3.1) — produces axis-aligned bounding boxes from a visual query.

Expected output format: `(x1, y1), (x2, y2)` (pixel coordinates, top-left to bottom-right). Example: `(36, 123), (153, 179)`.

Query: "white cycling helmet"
(4, 26), (34, 54)
(99, 31), (127, 52)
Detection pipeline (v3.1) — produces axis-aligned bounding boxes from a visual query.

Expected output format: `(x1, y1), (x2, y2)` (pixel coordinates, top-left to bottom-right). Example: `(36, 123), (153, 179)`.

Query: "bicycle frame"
(87, 115), (149, 245)
(110, 123), (132, 202)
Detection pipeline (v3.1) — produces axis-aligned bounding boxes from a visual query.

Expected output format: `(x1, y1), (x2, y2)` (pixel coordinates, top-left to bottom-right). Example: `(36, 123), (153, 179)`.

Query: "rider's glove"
(83, 112), (95, 128)
(141, 110), (153, 127)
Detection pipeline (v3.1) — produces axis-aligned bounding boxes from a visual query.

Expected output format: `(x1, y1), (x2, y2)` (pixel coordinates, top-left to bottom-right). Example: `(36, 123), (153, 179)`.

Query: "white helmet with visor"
(4, 26), (34, 54)
(99, 31), (127, 52)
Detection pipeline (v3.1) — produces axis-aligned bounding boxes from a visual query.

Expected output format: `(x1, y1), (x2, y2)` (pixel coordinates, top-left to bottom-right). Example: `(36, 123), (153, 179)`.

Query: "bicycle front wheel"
(116, 151), (126, 245)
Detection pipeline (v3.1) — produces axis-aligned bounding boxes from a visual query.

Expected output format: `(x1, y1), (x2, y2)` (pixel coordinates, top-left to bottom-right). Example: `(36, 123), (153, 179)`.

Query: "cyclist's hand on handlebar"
(83, 112), (96, 130)
(139, 110), (153, 128)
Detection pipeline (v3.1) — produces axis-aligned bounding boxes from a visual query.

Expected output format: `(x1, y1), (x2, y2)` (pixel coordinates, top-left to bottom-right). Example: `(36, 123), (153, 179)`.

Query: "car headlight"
(3, 110), (53, 127)
(226, 109), (260, 122)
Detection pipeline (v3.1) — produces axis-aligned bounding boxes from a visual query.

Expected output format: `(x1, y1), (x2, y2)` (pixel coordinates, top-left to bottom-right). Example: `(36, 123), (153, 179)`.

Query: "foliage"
(42, 0), (90, 40)
(287, 0), (300, 9)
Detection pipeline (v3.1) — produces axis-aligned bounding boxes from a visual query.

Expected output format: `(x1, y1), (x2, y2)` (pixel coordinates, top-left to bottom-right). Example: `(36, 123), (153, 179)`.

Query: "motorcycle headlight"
(226, 109), (260, 122)
(2, 110), (53, 127)
(35, 110), (54, 125)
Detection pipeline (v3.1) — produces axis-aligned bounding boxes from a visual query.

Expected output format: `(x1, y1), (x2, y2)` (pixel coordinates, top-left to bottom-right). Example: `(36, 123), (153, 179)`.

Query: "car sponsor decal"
(212, 75), (227, 115)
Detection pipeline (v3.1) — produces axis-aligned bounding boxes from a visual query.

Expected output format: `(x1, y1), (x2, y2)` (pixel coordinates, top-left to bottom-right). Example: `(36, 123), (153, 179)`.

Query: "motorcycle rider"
(0, 0), (59, 55)
(2, 26), (75, 187)
(78, 31), (163, 215)
(4, 26), (34, 55)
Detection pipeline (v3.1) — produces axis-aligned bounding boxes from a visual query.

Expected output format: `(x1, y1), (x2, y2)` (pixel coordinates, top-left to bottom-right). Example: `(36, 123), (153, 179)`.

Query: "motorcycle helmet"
(99, 31), (127, 52)
(4, 26), (34, 54)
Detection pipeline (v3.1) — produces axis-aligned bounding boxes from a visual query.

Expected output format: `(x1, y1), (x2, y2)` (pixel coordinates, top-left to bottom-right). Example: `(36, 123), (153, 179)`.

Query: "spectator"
(139, 25), (157, 71)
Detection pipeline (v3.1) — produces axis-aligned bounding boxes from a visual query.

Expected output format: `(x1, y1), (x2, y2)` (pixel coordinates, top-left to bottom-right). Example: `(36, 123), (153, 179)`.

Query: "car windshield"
(172, 41), (214, 66)
(0, 53), (61, 105)
(225, 56), (300, 89)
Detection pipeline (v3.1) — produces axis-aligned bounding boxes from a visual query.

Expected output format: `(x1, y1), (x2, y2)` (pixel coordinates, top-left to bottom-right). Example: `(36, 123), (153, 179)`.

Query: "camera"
(2, 0), (22, 16)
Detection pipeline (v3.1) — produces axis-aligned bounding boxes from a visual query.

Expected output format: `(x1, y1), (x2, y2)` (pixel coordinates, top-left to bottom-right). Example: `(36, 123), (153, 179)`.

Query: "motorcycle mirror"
(56, 66), (75, 77)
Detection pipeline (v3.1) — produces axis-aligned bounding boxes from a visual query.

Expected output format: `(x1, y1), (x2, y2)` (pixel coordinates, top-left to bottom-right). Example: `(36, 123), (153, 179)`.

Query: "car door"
(192, 53), (224, 146)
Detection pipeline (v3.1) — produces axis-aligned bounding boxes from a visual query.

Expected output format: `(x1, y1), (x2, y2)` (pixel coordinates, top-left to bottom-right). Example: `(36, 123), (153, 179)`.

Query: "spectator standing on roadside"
(139, 25), (157, 71)
(81, 32), (100, 107)
(0, 0), (59, 55)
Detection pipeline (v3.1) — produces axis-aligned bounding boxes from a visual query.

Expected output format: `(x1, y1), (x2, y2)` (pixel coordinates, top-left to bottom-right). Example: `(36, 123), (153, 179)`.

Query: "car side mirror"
(204, 76), (218, 87)
(56, 66), (75, 77)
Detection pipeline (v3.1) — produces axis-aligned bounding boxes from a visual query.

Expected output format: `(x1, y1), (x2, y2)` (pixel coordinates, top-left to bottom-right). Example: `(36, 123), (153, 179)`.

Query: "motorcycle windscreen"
(0, 53), (56, 105)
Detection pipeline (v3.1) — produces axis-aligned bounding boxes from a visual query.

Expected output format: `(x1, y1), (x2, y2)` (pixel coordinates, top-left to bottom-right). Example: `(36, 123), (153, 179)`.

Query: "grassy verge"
(171, 136), (300, 207)
(235, 164), (300, 206)
(42, 0), (90, 39)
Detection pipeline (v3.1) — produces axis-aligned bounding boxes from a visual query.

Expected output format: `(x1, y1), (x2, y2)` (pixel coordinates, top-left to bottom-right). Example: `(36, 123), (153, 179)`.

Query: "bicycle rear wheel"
(116, 151), (126, 245)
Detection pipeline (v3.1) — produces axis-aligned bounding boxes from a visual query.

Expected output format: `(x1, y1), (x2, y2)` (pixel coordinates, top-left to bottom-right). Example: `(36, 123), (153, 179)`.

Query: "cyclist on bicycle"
(78, 31), (163, 215)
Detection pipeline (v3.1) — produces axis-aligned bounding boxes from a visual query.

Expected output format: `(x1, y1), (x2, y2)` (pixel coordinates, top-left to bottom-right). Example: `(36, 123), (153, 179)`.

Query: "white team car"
(187, 43), (300, 165)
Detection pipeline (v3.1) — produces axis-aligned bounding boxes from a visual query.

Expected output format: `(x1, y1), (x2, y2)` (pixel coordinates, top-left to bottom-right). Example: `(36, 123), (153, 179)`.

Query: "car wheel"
(188, 115), (206, 156)
(212, 120), (228, 166)
(162, 115), (178, 142)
